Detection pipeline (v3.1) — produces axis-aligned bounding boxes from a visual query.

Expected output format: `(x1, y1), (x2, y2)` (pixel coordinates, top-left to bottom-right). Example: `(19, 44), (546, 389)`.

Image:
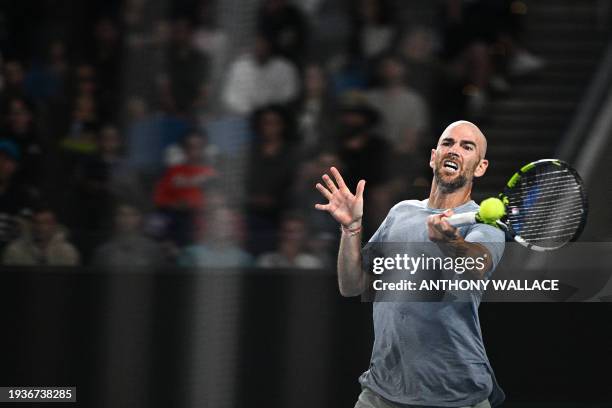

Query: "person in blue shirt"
(315, 121), (505, 408)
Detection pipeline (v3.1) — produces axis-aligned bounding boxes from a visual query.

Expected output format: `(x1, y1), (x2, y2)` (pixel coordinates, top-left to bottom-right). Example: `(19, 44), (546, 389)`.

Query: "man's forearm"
(438, 237), (493, 280)
(337, 223), (367, 297)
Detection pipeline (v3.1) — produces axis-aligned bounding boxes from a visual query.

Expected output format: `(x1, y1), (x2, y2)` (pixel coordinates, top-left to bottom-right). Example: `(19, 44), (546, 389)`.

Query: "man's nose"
(447, 145), (461, 157)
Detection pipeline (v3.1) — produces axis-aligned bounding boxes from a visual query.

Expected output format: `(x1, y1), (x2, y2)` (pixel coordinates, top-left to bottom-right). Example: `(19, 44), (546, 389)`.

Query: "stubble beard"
(434, 167), (469, 193)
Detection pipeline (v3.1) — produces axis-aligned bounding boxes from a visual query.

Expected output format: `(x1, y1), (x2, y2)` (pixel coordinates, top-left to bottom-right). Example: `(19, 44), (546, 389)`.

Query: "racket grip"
(445, 211), (477, 227)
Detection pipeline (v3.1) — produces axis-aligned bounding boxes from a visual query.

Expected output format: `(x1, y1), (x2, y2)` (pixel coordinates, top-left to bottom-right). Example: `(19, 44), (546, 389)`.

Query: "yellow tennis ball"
(479, 197), (506, 223)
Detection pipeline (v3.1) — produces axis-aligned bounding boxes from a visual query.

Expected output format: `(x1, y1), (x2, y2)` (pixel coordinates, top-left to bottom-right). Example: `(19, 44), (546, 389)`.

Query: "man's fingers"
(314, 203), (330, 211)
(322, 174), (338, 193)
(428, 213), (458, 237)
(330, 167), (347, 190)
(355, 179), (366, 199)
(316, 183), (333, 201)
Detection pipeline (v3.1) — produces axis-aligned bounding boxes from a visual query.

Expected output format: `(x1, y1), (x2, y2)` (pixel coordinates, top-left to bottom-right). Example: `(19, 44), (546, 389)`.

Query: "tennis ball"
(479, 197), (506, 223)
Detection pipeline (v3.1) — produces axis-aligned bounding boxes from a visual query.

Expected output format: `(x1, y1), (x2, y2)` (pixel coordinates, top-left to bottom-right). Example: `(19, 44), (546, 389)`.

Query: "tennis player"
(315, 121), (505, 408)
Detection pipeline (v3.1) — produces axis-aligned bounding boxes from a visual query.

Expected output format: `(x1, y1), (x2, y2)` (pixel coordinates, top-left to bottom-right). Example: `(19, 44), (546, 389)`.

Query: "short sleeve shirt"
(359, 199), (506, 407)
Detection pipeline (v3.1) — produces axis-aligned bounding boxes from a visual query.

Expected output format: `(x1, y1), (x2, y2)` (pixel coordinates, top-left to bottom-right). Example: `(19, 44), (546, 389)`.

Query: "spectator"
(335, 98), (390, 189)
(0, 60), (27, 104)
(164, 18), (209, 114)
(293, 63), (337, 155)
(222, 34), (299, 115)
(61, 64), (101, 154)
(366, 54), (430, 149)
(92, 203), (165, 268)
(256, 213), (323, 269)
(153, 131), (217, 245)
(124, 96), (191, 180)
(2, 206), (80, 266)
(72, 125), (144, 245)
(2, 98), (44, 187)
(24, 40), (70, 104)
(0, 139), (36, 250)
(257, 0), (309, 66)
(192, 1), (229, 104)
(89, 18), (123, 117)
(397, 27), (442, 107)
(163, 129), (221, 168)
(350, 0), (397, 60)
(178, 207), (253, 268)
(335, 97), (392, 231)
(245, 105), (297, 254)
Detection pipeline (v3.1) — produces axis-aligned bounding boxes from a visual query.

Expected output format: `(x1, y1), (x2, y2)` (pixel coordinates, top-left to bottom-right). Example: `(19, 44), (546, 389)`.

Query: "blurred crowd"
(0, 0), (543, 269)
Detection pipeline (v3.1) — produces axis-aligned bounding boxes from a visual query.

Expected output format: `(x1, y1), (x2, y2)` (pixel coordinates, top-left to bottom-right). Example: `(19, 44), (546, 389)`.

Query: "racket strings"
(505, 163), (586, 248)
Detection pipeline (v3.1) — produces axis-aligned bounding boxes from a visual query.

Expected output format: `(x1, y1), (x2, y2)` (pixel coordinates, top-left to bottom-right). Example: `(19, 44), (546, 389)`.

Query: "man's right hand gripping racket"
(446, 159), (588, 251)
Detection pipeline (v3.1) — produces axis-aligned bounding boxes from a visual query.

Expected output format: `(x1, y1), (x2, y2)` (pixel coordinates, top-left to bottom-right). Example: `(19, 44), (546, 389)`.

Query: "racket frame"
(498, 159), (588, 251)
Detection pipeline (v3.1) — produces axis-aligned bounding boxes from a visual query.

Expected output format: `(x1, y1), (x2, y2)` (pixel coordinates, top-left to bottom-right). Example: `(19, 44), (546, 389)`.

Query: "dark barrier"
(0, 267), (611, 408)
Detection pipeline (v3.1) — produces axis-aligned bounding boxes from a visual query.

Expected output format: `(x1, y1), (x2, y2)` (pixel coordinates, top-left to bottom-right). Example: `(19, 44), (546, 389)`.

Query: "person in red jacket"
(153, 131), (217, 245)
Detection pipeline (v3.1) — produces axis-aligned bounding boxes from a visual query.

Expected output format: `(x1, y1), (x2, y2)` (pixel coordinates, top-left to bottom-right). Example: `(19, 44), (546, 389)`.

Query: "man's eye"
(464, 145), (474, 151)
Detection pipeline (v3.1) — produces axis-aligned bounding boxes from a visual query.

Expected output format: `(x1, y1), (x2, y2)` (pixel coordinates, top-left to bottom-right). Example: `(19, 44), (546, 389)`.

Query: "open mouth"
(443, 159), (459, 173)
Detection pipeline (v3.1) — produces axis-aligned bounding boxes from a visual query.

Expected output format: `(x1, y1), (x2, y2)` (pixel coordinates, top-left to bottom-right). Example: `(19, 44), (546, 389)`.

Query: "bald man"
(315, 121), (506, 408)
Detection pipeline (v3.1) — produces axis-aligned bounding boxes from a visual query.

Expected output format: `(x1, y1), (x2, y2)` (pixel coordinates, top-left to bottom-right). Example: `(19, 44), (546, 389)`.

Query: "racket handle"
(444, 211), (477, 227)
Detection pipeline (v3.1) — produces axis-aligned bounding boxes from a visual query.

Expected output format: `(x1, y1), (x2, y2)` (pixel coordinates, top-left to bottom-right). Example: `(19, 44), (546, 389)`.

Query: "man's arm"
(315, 167), (367, 296)
(337, 219), (367, 296)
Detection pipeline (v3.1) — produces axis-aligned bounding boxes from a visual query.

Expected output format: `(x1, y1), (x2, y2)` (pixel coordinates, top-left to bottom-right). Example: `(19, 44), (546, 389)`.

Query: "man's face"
(184, 135), (205, 164)
(115, 205), (142, 233)
(33, 211), (57, 243)
(0, 153), (17, 181)
(429, 123), (488, 193)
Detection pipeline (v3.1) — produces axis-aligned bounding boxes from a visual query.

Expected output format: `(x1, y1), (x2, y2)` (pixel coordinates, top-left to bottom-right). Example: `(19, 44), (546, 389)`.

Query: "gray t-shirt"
(359, 199), (506, 407)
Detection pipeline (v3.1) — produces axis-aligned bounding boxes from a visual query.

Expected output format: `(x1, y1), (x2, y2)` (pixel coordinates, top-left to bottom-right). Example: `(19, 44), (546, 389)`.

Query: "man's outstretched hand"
(315, 167), (365, 228)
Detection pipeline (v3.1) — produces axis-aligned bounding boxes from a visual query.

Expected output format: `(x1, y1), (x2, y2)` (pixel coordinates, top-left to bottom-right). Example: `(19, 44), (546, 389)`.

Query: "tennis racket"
(446, 159), (588, 251)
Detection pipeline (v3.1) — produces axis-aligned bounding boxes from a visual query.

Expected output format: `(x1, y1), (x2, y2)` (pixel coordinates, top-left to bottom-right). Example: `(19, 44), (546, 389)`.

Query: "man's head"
(0, 139), (19, 183)
(114, 203), (143, 234)
(182, 131), (206, 164)
(32, 208), (58, 244)
(429, 121), (488, 193)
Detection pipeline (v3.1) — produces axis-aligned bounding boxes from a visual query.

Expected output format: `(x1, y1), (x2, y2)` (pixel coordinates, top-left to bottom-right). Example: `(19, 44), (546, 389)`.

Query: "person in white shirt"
(222, 34), (299, 115)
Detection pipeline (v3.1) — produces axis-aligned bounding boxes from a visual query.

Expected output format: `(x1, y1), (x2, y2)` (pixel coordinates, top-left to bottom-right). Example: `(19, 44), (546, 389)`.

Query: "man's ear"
(474, 158), (489, 177)
(429, 148), (436, 170)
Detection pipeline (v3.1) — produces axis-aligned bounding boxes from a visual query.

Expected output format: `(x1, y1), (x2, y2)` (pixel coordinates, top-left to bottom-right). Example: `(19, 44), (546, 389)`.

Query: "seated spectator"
(293, 63), (337, 155)
(397, 27), (442, 107)
(350, 0), (397, 60)
(245, 105), (297, 254)
(257, 0), (309, 66)
(366, 54), (429, 149)
(0, 60), (28, 104)
(192, 1), (229, 102)
(2, 98), (44, 187)
(92, 203), (165, 268)
(124, 96), (191, 180)
(2, 206), (80, 266)
(222, 34), (299, 115)
(334, 97), (392, 232)
(334, 97), (390, 190)
(163, 129), (221, 168)
(72, 125), (145, 255)
(0, 139), (37, 250)
(178, 207), (253, 268)
(153, 132), (217, 245)
(256, 213), (323, 269)
(24, 40), (70, 104)
(164, 18), (209, 114)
